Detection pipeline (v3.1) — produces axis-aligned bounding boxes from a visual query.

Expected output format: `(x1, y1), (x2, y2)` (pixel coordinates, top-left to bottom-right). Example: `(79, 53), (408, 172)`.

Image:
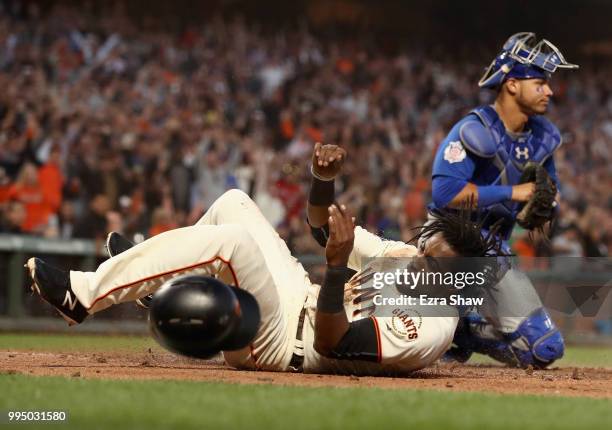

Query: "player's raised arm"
(307, 142), (346, 227)
(306, 142), (412, 266)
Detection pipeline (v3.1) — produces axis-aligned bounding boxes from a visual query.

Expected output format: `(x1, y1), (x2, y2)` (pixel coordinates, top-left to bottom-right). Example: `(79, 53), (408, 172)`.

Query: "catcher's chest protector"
(466, 106), (561, 239)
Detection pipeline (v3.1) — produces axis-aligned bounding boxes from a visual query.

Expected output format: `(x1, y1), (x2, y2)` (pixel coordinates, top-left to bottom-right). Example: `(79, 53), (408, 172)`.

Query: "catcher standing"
(428, 32), (578, 368)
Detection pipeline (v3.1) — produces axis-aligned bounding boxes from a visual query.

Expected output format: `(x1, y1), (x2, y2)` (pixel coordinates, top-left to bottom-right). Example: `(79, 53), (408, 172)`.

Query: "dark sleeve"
(307, 219), (330, 248)
(328, 318), (379, 362)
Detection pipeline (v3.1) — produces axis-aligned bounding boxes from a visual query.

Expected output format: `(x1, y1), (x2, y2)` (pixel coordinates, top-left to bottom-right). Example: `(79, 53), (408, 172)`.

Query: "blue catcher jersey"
(429, 105), (561, 240)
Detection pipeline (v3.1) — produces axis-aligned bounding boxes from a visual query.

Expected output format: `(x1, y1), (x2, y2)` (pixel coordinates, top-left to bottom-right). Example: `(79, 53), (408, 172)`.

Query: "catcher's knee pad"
(448, 308), (563, 368)
(505, 307), (564, 368)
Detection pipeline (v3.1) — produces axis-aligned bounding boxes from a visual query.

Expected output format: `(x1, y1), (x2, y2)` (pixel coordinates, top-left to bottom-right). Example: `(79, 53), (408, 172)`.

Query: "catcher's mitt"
(516, 162), (557, 230)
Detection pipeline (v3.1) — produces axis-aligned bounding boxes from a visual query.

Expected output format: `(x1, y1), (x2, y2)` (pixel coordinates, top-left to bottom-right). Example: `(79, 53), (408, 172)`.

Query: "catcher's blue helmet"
(479, 32), (578, 89)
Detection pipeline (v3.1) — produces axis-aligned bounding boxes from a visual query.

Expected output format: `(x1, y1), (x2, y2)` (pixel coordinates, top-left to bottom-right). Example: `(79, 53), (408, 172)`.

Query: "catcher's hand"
(516, 162), (557, 230)
(312, 142), (346, 180)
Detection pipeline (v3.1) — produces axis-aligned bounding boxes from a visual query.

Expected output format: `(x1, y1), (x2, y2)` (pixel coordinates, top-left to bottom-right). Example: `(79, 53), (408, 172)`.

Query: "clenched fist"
(312, 142), (346, 180)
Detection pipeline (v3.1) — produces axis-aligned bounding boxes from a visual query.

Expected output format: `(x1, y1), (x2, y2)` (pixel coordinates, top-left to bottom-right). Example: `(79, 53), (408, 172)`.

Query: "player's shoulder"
(382, 244), (418, 258)
(529, 115), (562, 152)
(530, 115), (560, 136)
(441, 108), (497, 159)
(456, 112), (497, 158)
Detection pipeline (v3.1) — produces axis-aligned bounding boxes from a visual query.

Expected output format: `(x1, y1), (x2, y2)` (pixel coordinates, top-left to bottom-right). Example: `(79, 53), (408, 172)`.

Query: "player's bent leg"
(196, 189), (270, 229)
(454, 265), (564, 368)
(71, 224), (263, 309)
(69, 224), (297, 369)
(195, 189), (303, 279)
(196, 189), (310, 324)
(505, 307), (564, 367)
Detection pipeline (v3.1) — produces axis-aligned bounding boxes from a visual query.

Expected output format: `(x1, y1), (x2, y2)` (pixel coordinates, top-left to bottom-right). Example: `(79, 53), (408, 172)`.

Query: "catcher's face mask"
(479, 32), (579, 89)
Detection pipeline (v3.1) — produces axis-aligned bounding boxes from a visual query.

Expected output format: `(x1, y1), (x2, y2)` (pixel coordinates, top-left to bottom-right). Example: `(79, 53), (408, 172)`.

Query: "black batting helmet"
(149, 275), (260, 359)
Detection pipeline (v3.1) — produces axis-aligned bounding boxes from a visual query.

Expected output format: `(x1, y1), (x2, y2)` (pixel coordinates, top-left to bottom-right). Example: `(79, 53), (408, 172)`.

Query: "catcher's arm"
(432, 148), (535, 208)
(449, 156), (562, 206)
(442, 181), (535, 208)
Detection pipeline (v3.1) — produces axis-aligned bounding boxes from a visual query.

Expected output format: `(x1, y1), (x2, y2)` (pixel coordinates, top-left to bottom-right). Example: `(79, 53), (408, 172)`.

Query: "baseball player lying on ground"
(26, 149), (503, 376)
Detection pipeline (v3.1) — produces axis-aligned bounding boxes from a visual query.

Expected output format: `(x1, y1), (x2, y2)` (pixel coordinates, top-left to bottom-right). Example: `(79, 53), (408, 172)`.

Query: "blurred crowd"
(0, 2), (610, 259)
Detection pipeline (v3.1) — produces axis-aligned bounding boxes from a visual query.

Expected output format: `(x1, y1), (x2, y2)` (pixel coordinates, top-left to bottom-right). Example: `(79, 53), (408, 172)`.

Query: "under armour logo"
(515, 146), (530, 160)
(62, 291), (78, 311)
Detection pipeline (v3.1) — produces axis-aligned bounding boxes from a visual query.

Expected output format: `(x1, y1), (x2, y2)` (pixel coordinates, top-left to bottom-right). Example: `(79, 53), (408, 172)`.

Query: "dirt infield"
(2, 350), (611, 399)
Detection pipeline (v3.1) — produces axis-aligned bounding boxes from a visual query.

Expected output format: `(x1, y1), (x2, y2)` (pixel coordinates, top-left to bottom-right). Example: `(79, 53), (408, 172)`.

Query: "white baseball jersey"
(69, 190), (456, 375)
(302, 227), (458, 375)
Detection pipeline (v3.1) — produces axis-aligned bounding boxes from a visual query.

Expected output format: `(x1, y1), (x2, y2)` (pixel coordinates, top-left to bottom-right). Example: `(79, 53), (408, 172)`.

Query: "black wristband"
(317, 266), (355, 313)
(308, 176), (335, 206)
(308, 221), (330, 247)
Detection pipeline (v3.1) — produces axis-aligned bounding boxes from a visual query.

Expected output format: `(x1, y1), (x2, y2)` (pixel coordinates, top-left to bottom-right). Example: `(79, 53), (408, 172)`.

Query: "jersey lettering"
(388, 308), (421, 340)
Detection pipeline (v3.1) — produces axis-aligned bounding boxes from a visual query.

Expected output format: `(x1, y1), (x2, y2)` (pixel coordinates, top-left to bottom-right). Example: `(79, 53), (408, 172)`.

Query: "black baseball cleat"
(105, 232), (153, 309)
(25, 258), (88, 325)
(105, 231), (135, 257)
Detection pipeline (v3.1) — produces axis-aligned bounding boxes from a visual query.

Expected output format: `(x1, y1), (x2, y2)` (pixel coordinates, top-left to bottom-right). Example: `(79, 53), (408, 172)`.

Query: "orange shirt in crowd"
(4, 163), (64, 232)
(305, 126), (323, 143)
(404, 177), (429, 222)
(0, 184), (11, 203)
(404, 189), (425, 222)
(512, 237), (537, 270)
(336, 58), (354, 75)
(38, 163), (63, 212)
(6, 184), (48, 231)
(280, 118), (295, 140)
(513, 238), (536, 257)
